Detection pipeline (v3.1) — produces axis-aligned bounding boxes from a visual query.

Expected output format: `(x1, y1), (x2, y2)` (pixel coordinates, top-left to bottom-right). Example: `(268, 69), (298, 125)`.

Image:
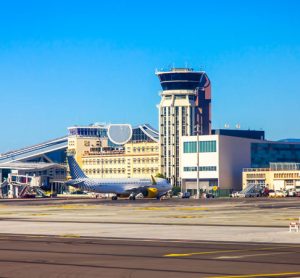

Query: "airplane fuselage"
(66, 177), (171, 196)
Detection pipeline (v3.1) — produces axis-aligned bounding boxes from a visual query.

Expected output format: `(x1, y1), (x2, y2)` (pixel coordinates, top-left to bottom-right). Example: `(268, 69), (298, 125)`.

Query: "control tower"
(156, 67), (211, 186)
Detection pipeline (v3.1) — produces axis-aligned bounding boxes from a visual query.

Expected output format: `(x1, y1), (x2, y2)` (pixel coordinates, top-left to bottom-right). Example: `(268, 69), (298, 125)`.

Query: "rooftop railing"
(243, 168), (271, 172)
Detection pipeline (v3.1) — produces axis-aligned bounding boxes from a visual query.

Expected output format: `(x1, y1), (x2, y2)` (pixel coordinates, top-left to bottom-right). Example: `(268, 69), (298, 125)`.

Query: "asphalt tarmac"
(0, 235), (300, 278)
(1, 196), (300, 210)
(1, 198), (300, 277)
(0, 196), (300, 207)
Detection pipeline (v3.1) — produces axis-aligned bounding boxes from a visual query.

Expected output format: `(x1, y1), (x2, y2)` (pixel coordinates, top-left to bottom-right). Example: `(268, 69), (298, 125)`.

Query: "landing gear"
(129, 194), (136, 200)
(112, 195), (118, 201)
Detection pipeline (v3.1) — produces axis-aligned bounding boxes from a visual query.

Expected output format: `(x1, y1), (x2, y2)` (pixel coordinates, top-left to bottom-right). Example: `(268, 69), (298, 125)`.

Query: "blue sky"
(0, 0), (300, 151)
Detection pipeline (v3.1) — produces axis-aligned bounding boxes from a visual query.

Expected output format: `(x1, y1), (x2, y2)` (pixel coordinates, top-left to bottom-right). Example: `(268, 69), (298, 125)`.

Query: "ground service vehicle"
(182, 192), (191, 199)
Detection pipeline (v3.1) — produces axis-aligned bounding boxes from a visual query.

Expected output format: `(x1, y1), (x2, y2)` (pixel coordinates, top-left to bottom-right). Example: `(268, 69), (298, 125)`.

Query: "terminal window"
(183, 141), (216, 153)
(184, 166), (217, 172)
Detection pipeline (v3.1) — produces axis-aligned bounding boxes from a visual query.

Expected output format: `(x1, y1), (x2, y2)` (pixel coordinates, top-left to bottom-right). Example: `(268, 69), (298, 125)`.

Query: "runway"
(1, 198), (300, 277)
(0, 235), (300, 278)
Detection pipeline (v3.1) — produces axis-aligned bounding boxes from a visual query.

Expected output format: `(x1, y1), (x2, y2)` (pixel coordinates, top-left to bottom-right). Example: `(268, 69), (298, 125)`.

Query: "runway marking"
(216, 251), (293, 259)
(135, 207), (170, 211)
(209, 271), (300, 278)
(59, 234), (81, 238)
(165, 215), (203, 218)
(0, 218), (289, 228)
(165, 249), (241, 257)
(176, 207), (208, 211)
(275, 218), (299, 221)
(164, 246), (300, 257)
(24, 235), (48, 238)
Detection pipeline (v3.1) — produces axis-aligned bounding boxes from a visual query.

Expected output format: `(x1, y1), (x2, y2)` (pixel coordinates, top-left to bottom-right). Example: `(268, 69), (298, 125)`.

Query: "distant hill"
(278, 139), (300, 143)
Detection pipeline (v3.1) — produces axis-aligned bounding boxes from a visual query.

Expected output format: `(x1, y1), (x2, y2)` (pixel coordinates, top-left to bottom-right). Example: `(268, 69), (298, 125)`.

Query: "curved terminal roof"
(0, 123), (158, 165)
(0, 162), (66, 170)
(138, 124), (159, 142)
(0, 137), (68, 165)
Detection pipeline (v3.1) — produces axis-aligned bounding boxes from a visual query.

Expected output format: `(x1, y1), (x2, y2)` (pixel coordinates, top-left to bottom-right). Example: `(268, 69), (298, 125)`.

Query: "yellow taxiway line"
(164, 245), (300, 257)
(165, 249), (241, 257)
(209, 272), (300, 278)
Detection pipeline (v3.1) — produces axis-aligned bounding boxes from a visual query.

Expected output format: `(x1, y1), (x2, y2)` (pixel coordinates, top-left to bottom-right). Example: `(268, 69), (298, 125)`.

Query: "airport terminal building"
(0, 123), (160, 195)
(180, 130), (300, 196)
(0, 137), (68, 187)
(180, 131), (264, 196)
(243, 162), (300, 192)
(67, 123), (160, 179)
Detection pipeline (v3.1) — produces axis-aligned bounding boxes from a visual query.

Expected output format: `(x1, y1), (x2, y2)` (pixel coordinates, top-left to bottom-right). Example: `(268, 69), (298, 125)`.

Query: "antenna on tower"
(235, 123), (241, 129)
(224, 124), (230, 129)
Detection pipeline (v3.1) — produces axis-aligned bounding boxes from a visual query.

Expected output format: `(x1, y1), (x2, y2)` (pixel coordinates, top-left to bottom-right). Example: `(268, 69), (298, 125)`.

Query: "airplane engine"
(142, 187), (158, 198)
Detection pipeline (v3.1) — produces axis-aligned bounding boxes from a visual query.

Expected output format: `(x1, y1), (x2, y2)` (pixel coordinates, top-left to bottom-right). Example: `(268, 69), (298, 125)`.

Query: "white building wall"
(180, 135), (219, 192)
(180, 135), (219, 180)
(180, 135), (262, 192)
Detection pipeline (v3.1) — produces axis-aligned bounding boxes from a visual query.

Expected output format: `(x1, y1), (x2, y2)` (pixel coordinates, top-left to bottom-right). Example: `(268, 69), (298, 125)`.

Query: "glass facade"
(183, 141), (217, 153)
(158, 72), (202, 82)
(160, 82), (200, 91)
(68, 127), (107, 137)
(157, 72), (207, 91)
(44, 149), (67, 164)
(131, 128), (154, 142)
(251, 143), (300, 168)
(270, 162), (300, 171)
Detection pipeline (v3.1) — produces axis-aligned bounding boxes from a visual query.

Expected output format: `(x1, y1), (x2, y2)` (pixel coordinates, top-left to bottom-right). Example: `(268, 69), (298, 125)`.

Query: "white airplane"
(66, 155), (172, 200)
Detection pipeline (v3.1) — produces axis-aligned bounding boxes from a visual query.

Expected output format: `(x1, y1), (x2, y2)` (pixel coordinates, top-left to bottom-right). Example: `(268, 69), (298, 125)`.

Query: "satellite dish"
(107, 124), (133, 145)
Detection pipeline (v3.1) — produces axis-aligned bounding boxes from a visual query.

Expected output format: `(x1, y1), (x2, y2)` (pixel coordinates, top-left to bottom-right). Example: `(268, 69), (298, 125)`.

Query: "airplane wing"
(66, 179), (85, 187)
(119, 176), (162, 196)
(122, 184), (150, 194)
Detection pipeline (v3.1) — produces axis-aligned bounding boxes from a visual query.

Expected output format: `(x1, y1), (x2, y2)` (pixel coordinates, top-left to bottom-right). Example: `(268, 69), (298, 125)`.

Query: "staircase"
(0, 181), (9, 198)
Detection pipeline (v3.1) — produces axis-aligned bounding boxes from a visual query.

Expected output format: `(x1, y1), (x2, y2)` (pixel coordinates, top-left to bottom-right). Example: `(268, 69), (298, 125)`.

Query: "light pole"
(194, 123), (200, 199)
(193, 87), (201, 199)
